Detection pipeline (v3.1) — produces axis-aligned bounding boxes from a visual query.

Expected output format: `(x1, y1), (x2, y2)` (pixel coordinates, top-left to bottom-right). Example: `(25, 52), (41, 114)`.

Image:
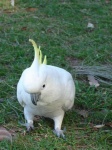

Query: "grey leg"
(24, 107), (34, 131)
(53, 111), (66, 138)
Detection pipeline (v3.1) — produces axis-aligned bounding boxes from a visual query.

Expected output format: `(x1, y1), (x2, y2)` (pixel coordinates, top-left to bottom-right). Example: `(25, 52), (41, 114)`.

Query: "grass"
(0, 0), (112, 149)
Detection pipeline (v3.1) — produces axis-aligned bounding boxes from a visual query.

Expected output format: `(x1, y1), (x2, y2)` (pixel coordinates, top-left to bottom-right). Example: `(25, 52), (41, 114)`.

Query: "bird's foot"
(25, 122), (34, 132)
(53, 127), (66, 139)
(19, 121), (34, 132)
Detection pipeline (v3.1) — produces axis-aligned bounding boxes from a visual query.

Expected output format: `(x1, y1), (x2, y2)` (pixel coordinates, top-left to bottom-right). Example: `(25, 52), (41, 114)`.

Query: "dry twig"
(73, 65), (112, 85)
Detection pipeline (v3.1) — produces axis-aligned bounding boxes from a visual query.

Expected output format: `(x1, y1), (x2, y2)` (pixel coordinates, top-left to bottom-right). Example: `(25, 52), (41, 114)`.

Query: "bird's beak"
(30, 92), (41, 105)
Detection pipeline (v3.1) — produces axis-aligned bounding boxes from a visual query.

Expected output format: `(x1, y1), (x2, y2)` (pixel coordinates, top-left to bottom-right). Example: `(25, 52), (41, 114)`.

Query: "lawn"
(0, 0), (112, 149)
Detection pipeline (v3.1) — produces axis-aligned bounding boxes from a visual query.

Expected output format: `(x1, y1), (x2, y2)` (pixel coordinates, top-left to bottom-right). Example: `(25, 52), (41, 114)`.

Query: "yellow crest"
(29, 39), (47, 65)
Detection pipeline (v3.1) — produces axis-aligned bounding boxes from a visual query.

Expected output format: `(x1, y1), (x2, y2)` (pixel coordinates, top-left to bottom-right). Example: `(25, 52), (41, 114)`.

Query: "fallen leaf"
(105, 0), (110, 4)
(34, 137), (41, 141)
(93, 124), (105, 129)
(21, 130), (26, 136)
(105, 122), (112, 127)
(26, 7), (37, 12)
(88, 75), (100, 87)
(75, 109), (89, 118)
(21, 27), (27, 31)
(3, 9), (13, 14)
(87, 22), (94, 29)
(76, 145), (88, 148)
(0, 127), (12, 142)
(67, 145), (73, 150)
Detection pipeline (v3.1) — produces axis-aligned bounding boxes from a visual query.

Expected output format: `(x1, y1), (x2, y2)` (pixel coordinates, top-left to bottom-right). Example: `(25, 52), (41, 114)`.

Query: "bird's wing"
(62, 78), (75, 111)
(17, 74), (26, 107)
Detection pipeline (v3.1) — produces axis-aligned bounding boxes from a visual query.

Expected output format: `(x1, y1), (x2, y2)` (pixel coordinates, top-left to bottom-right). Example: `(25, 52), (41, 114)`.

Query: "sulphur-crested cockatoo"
(17, 39), (75, 138)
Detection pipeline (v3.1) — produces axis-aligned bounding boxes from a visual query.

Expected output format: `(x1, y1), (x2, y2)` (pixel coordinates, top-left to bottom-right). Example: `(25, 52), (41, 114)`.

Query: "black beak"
(30, 92), (41, 105)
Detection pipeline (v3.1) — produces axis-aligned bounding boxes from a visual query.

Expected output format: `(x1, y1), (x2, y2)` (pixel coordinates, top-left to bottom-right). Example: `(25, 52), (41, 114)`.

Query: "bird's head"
(23, 39), (47, 94)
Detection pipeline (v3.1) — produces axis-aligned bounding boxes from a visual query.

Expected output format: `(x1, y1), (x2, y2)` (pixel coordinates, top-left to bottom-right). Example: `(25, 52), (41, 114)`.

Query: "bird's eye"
(43, 84), (45, 88)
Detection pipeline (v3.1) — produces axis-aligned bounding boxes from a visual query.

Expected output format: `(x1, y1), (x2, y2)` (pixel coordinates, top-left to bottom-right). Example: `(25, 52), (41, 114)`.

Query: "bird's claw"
(53, 127), (66, 139)
(19, 121), (34, 132)
(26, 123), (34, 132)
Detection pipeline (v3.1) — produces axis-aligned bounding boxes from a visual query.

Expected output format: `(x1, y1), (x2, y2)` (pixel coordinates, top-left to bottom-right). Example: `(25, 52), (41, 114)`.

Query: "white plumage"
(17, 39), (75, 138)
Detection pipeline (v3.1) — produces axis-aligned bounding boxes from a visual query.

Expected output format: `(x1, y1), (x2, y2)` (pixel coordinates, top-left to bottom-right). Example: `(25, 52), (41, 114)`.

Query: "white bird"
(17, 39), (75, 138)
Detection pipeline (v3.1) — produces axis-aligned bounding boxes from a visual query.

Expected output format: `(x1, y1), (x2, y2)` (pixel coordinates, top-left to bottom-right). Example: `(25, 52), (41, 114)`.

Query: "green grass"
(0, 0), (112, 149)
